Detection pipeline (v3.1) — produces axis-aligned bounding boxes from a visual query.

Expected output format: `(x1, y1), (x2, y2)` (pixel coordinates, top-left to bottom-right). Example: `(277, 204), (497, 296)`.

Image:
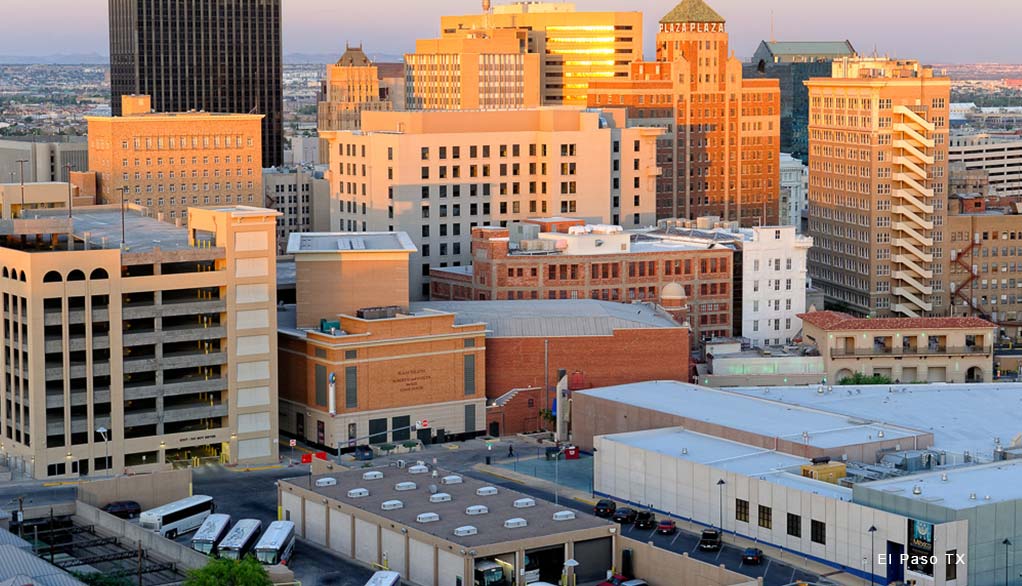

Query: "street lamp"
(1004, 539), (1012, 586)
(96, 427), (109, 474)
(64, 163), (74, 218)
(159, 441), (166, 465)
(554, 446), (565, 505)
(563, 558), (579, 586)
(119, 185), (129, 249)
(868, 525), (877, 586)
(716, 479), (726, 532)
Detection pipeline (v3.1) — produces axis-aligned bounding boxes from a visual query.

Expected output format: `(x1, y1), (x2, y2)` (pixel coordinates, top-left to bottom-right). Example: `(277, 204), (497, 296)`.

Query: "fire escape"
(890, 105), (936, 317)
(950, 229), (992, 321)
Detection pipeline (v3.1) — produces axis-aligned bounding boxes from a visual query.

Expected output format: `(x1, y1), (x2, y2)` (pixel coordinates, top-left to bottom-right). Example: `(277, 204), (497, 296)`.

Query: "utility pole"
(16, 159), (28, 218)
(121, 186), (129, 249)
(137, 541), (144, 586)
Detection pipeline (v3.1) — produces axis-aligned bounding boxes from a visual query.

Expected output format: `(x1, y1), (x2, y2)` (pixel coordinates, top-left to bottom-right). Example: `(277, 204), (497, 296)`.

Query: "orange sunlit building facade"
(587, 0), (780, 225)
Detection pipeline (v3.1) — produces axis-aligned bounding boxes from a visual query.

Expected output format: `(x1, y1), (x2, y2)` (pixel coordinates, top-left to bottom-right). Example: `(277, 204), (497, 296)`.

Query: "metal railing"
(831, 346), (992, 358)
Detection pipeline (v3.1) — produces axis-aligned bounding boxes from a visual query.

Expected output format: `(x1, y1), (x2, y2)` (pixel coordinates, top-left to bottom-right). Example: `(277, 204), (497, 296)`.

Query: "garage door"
(410, 539), (435, 586)
(574, 537), (613, 583)
(305, 501), (327, 546)
(329, 509), (352, 556)
(382, 528), (406, 576)
(355, 518), (378, 564)
(281, 492), (303, 535)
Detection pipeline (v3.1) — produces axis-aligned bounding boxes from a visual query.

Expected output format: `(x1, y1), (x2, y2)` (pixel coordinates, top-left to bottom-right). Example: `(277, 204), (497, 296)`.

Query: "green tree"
(184, 557), (272, 586)
(837, 372), (892, 385)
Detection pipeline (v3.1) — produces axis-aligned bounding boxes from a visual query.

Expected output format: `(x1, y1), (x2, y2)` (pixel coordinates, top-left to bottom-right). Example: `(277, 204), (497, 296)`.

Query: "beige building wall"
(0, 205), (279, 479)
(406, 29), (542, 110)
(0, 181), (96, 219)
(322, 108), (662, 298)
(87, 95), (263, 223)
(806, 58), (950, 317)
(440, 4), (643, 106)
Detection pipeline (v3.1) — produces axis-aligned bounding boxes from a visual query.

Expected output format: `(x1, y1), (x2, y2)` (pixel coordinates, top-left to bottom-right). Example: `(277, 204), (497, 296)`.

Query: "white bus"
(219, 519), (263, 560)
(191, 513), (232, 556)
(254, 520), (296, 565)
(139, 495), (215, 539)
(365, 571), (401, 586)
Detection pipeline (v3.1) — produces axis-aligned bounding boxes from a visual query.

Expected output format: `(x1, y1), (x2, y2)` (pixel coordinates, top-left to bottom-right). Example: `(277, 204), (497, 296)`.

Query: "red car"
(657, 518), (677, 535)
(597, 574), (628, 586)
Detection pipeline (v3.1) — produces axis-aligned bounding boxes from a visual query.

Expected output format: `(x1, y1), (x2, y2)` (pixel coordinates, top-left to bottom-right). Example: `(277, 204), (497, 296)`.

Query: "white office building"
(779, 153), (808, 230)
(949, 133), (1022, 196)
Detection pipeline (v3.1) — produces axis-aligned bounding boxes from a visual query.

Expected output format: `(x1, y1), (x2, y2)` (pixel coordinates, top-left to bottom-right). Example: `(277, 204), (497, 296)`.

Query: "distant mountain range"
(0, 53), (406, 65)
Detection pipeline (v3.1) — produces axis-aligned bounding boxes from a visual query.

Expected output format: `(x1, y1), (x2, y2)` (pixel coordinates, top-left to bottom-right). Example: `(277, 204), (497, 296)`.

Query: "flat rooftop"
(599, 428), (851, 501)
(728, 383), (1022, 461)
(579, 381), (923, 449)
(411, 299), (683, 337)
(286, 231), (415, 254)
(286, 466), (610, 547)
(858, 460), (1022, 510)
(30, 206), (190, 252)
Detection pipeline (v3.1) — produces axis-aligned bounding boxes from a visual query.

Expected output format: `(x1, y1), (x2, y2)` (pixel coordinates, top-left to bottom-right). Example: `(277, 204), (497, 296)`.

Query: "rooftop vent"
(430, 492), (452, 503)
(940, 472), (949, 482)
(347, 488), (369, 498)
(466, 505), (489, 516)
(878, 430), (886, 438)
(395, 482), (417, 492)
(441, 475), (463, 485)
(476, 486), (498, 496)
(416, 512), (440, 524)
(984, 495), (992, 500)
(454, 525), (478, 537)
(381, 500), (404, 511)
(409, 465), (429, 475)
(912, 486), (922, 495)
(513, 498), (536, 509)
(969, 493), (977, 500)
(315, 477), (337, 487)
(504, 517), (528, 529)
(363, 471), (384, 481)
(553, 510), (576, 521)
(357, 306), (400, 320)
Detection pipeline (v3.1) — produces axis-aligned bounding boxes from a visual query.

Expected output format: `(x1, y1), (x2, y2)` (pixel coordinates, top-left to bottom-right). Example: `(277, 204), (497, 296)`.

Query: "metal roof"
(286, 232), (416, 254)
(660, 0), (724, 24)
(411, 300), (683, 337)
(0, 544), (85, 586)
(858, 460), (1022, 510)
(762, 41), (856, 58)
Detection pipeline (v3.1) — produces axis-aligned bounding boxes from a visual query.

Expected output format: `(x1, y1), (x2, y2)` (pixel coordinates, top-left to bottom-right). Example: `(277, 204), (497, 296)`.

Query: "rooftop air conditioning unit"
(441, 475), (463, 485)
(315, 477), (337, 487)
(381, 500), (404, 511)
(553, 511), (576, 521)
(476, 486), (498, 496)
(513, 498), (536, 509)
(504, 518), (528, 529)
(362, 471), (384, 480)
(466, 505), (489, 516)
(347, 488), (369, 498)
(454, 525), (478, 537)
(416, 512), (440, 524)
(409, 465), (429, 474)
(429, 492), (452, 503)
(395, 482), (417, 491)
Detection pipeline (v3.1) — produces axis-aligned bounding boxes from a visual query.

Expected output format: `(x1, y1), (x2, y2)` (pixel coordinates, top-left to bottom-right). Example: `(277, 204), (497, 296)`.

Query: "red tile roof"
(798, 311), (996, 331)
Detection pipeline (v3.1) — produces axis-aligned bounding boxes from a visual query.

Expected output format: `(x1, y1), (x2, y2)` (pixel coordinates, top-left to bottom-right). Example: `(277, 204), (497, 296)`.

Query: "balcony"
(830, 346), (992, 358)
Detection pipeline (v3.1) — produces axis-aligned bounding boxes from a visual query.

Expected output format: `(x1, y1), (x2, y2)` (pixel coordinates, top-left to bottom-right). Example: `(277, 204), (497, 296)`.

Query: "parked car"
(622, 581), (648, 586)
(698, 528), (722, 551)
(593, 499), (617, 518)
(634, 511), (656, 529)
(597, 574), (628, 586)
(742, 547), (763, 565)
(612, 507), (637, 524)
(101, 501), (142, 519)
(353, 445), (374, 461)
(656, 519), (677, 535)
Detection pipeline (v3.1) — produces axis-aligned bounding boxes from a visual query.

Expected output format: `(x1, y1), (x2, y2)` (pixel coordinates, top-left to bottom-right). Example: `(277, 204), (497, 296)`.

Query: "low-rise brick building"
(430, 219), (733, 341)
(413, 299), (690, 436)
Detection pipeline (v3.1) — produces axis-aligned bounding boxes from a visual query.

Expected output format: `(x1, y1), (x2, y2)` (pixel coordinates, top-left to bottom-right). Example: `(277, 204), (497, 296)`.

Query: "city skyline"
(1, 0), (1019, 64)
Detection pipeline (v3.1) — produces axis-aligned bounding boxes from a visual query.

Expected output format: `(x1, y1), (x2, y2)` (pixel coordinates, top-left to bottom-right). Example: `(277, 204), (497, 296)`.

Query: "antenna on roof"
(770, 10), (775, 43)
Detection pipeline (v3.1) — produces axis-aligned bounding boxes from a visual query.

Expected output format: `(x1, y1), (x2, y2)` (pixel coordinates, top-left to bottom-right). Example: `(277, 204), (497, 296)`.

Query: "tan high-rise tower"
(587, 0), (781, 224)
(806, 58), (950, 317)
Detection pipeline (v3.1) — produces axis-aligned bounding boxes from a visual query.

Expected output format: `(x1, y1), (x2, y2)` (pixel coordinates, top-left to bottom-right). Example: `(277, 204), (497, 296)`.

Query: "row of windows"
(735, 500), (825, 544)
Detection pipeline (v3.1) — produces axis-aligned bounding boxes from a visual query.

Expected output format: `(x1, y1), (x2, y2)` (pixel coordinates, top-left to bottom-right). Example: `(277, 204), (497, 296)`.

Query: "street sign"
(421, 419), (429, 429)
(289, 439), (297, 447)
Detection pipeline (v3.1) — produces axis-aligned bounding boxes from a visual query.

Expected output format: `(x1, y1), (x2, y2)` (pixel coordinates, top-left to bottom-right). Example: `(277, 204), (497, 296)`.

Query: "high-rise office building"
(439, 2), (642, 107)
(322, 108), (662, 298)
(807, 58), (950, 317)
(87, 95), (263, 222)
(318, 45), (394, 134)
(0, 204), (280, 479)
(108, 0), (282, 168)
(744, 41), (856, 164)
(587, 0), (781, 225)
(405, 28), (542, 111)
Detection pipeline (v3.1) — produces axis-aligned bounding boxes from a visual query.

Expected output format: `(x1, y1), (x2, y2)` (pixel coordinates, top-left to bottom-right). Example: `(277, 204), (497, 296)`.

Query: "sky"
(0, 0), (1016, 64)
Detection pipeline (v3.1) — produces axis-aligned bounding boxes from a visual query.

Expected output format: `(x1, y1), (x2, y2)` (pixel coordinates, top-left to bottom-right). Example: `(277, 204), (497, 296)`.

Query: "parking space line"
(789, 566), (798, 583)
(714, 548), (723, 562)
(763, 559), (772, 577)
(670, 531), (681, 546)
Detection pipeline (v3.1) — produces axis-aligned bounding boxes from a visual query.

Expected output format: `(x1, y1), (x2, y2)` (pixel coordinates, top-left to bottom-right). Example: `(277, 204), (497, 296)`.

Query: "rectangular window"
(345, 366), (358, 408)
(787, 513), (801, 537)
(314, 365), (327, 407)
(464, 355), (476, 395)
(464, 403), (476, 434)
(368, 418), (387, 444)
(735, 499), (749, 523)
(391, 415), (411, 442)
(811, 520), (826, 544)
(946, 550), (957, 581)
(758, 505), (772, 529)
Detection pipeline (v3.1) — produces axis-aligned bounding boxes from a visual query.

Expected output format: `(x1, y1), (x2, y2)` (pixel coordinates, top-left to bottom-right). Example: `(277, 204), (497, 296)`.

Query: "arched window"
(90, 268), (109, 280)
(67, 270), (86, 282)
(43, 271), (62, 283)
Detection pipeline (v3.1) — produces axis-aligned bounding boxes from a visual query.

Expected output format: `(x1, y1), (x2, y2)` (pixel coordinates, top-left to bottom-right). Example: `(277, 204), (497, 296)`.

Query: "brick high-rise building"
(587, 0), (781, 225)
(87, 95), (263, 223)
(318, 45), (394, 134)
(108, 0), (282, 168)
(439, 2), (642, 107)
(806, 58), (950, 318)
